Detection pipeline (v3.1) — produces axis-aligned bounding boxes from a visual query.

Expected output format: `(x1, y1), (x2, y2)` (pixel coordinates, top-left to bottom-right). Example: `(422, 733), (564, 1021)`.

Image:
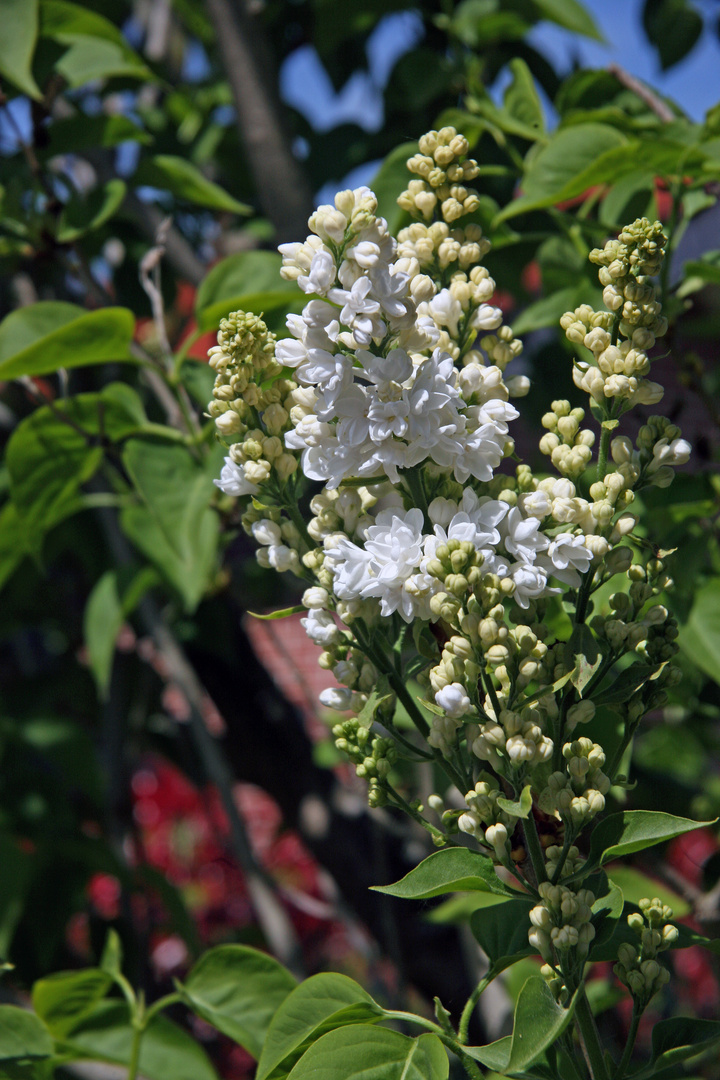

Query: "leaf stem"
(614, 1003), (641, 1080)
(574, 985), (610, 1080)
(458, 975), (491, 1045)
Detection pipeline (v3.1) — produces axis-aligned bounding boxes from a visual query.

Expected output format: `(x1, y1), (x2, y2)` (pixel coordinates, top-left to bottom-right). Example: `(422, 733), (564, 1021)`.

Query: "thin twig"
(607, 64), (675, 124)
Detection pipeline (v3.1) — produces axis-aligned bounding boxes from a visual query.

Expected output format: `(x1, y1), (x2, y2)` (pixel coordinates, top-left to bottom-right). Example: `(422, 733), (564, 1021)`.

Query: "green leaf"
(257, 974), (385, 1080)
(100, 929), (123, 978)
(512, 284), (590, 335)
(44, 114), (151, 154)
(371, 848), (517, 900)
(531, 0), (604, 40)
(178, 945), (297, 1061)
(39, 0), (153, 86)
(495, 123), (629, 221)
(678, 577), (720, 681)
(285, 1026), (448, 1080)
(6, 384), (148, 550)
(0, 0), (41, 98)
(134, 156), (250, 215)
(592, 662), (660, 706)
(357, 674), (393, 728)
(629, 1017), (720, 1077)
(248, 605), (306, 621)
(503, 59), (544, 134)
(565, 623), (602, 696)
(642, 0), (702, 70)
(195, 251), (296, 331)
(470, 898), (535, 976)
(0, 502), (28, 595)
(496, 785), (533, 820)
(0, 303), (135, 379)
(467, 977), (577, 1073)
(371, 142), (416, 236)
(0, 1007), (53, 1061)
(586, 811), (715, 871)
(599, 170), (656, 228)
(606, 865), (689, 917)
(84, 566), (158, 697)
(61, 1001), (218, 1080)
(0, 833), (34, 957)
(33, 969), (112, 1037)
(56, 179), (126, 242)
(120, 441), (221, 612)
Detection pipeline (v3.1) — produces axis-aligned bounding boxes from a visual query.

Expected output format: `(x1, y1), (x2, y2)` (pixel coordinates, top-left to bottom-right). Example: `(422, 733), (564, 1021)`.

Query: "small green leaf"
(503, 58), (544, 133)
(120, 441), (222, 612)
(592, 662), (660, 706)
(496, 785), (533, 820)
(40, 0), (153, 86)
(134, 156), (250, 215)
(678, 577), (720, 682)
(357, 674), (393, 728)
(0, 1007), (53, 1061)
(44, 114), (151, 154)
(61, 1001), (217, 1080)
(100, 929), (123, 978)
(0, 303), (135, 379)
(0, 833), (34, 957)
(285, 1026), (448, 1080)
(371, 848), (517, 900)
(371, 142), (417, 235)
(248, 605), (306, 621)
(178, 945), (297, 1060)
(512, 284), (590, 335)
(467, 977), (578, 1072)
(0, 0), (41, 98)
(257, 974), (385, 1080)
(565, 623), (602, 695)
(56, 179), (126, 242)
(84, 566), (159, 694)
(195, 251), (296, 330)
(470, 898), (535, 976)
(642, 0), (702, 70)
(33, 969), (112, 1037)
(0, 502), (29, 595)
(496, 124), (629, 222)
(630, 1017), (720, 1077)
(586, 811), (715, 871)
(532, 0), (604, 40)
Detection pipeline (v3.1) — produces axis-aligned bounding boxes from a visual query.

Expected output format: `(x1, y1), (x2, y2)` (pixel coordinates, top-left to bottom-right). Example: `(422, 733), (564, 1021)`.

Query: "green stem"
(606, 719), (640, 783)
(574, 986), (610, 1080)
(522, 812), (547, 886)
(126, 1023), (143, 1080)
(550, 828), (576, 885)
(382, 782), (453, 846)
(614, 1004), (641, 1080)
(458, 975), (491, 1044)
(382, 1009), (444, 1034)
(143, 992), (182, 1026)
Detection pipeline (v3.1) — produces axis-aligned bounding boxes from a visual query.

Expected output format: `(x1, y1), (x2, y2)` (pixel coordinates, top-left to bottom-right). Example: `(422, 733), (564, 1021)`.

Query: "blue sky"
(281, 0), (720, 137)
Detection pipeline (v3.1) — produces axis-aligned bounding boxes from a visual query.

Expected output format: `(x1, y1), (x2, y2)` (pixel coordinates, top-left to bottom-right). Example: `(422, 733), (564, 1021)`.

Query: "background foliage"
(0, 0), (719, 1077)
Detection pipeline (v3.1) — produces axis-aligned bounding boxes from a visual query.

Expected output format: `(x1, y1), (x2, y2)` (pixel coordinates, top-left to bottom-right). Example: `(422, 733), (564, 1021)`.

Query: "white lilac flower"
(319, 686), (353, 710)
(215, 457), (259, 497)
(251, 519), (282, 546)
(301, 608), (341, 647)
(509, 563), (551, 608)
(543, 534), (593, 586)
(435, 682), (473, 718)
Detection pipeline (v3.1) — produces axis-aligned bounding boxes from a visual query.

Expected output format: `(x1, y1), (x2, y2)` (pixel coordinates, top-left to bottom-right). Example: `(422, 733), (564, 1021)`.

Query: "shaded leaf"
(643, 0), (703, 70)
(33, 969), (112, 1037)
(531, 0), (604, 40)
(371, 142), (416, 236)
(257, 974), (385, 1080)
(57, 179), (126, 242)
(565, 623), (602, 696)
(248, 605), (306, 621)
(84, 566), (158, 696)
(586, 811), (714, 871)
(592, 662), (660, 706)
(178, 945), (297, 1061)
(470, 898), (535, 975)
(285, 1026), (448, 1080)
(0, 303), (135, 379)
(512, 284), (590, 335)
(134, 156), (250, 215)
(40, 0), (153, 85)
(357, 674), (393, 728)
(467, 977), (577, 1073)
(678, 577), (720, 681)
(0, 1007), (53, 1061)
(120, 441), (221, 612)
(0, 0), (41, 98)
(0, 834), (34, 957)
(371, 848), (517, 900)
(496, 785), (533, 820)
(62, 1001), (217, 1080)
(195, 251), (296, 331)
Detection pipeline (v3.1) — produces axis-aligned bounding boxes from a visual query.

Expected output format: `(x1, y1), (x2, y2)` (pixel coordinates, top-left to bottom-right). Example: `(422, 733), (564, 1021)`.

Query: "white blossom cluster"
(273, 187), (518, 490)
(323, 487), (593, 625)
